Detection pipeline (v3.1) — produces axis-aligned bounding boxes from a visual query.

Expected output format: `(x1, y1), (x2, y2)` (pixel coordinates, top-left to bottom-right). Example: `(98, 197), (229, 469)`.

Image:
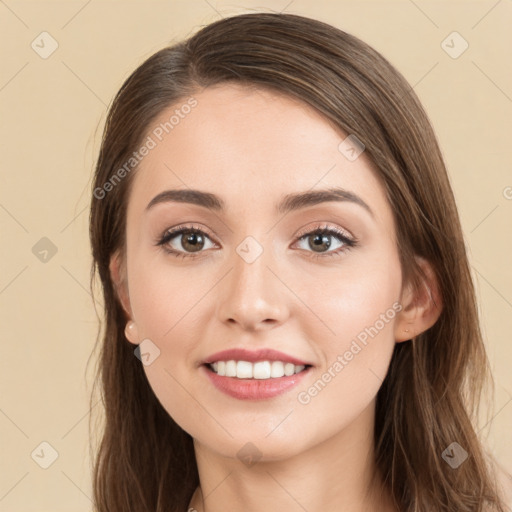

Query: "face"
(117, 83), (407, 461)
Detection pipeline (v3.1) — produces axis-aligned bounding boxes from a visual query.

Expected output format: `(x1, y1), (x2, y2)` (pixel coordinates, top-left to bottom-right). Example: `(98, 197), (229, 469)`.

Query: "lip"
(201, 364), (311, 400)
(202, 348), (312, 366)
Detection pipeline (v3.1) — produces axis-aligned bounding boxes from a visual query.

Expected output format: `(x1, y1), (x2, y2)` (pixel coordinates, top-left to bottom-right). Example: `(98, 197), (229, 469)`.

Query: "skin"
(110, 83), (442, 512)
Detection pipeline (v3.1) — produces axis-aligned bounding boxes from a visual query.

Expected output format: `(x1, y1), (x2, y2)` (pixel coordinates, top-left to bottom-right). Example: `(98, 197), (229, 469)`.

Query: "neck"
(188, 400), (396, 512)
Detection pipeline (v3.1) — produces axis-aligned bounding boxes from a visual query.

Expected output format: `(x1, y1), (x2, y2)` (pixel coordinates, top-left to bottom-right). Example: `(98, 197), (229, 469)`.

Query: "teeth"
(253, 361), (270, 379)
(270, 361), (284, 378)
(284, 362), (296, 376)
(225, 360), (237, 377)
(237, 360), (253, 378)
(209, 360), (307, 379)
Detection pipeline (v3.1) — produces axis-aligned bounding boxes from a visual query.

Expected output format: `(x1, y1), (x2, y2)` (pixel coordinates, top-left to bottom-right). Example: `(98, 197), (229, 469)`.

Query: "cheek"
(296, 245), (402, 349)
(127, 253), (208, 344)
(127, 261), (211, 434)
(289, 289), (399, 450)
(293, 249), (401, 414)
(126, 254), (211, 403)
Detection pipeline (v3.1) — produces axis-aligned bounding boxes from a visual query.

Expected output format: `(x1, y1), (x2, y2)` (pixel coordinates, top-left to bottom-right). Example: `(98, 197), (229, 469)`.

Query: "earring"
(125, 320), (138, 342)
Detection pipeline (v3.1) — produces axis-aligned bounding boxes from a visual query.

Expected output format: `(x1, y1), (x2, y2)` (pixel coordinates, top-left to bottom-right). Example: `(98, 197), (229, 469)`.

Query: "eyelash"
(155, 223), (358, 260)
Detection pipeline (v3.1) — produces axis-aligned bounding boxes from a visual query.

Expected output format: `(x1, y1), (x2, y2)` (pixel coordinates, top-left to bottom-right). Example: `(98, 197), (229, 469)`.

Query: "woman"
(88, 12), (511, 512)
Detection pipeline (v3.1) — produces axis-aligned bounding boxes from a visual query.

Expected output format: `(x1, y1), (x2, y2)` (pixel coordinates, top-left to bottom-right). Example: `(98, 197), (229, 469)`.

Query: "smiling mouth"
(204, 360), (312, 380)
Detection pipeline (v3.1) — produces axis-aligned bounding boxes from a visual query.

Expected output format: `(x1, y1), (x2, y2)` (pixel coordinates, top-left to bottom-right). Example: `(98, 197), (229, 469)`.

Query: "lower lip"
(201, 364), (311, 400)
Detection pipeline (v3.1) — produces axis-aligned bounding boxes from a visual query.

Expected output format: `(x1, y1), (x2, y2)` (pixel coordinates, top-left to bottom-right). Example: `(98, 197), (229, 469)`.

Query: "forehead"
(127, 83), (391, 224)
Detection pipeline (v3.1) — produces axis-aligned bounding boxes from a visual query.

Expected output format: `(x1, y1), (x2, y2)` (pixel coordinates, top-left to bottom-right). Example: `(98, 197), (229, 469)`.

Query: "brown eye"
(294, 226), (356, 258)
(307, 232), (333, 253)
(179, 231), (206, 252)
(157, 226), (216, 257)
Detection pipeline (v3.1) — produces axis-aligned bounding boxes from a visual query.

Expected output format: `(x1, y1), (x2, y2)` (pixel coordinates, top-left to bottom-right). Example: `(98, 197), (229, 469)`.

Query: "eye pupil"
(310, 233), (331, 252)
(182, 231), (204, 252)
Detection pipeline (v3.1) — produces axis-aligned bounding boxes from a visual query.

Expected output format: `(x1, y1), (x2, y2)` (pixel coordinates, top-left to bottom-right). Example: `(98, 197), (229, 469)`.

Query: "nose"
(217, 240), (289, 332)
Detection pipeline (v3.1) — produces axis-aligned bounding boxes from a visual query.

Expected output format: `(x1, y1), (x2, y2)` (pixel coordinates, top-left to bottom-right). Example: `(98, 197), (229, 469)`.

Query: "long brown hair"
(88, 12), (508, 512)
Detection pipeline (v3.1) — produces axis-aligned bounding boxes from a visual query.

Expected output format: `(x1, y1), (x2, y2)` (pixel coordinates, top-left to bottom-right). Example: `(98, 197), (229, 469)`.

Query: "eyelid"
(294, 222), (354, 241)
(157, 223), (219, 247)
(158, 222), (354, 245)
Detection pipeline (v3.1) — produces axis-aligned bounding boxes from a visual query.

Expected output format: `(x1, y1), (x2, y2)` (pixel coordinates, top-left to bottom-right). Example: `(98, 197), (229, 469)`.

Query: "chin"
(192, 427), (313, 464)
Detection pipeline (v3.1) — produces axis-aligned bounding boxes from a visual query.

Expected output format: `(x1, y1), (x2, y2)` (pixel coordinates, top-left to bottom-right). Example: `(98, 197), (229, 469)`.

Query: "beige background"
(1, 0), (511, 510)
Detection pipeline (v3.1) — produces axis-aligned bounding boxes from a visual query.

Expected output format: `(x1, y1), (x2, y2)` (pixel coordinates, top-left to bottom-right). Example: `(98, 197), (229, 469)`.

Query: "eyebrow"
(145, 187), (374, 218)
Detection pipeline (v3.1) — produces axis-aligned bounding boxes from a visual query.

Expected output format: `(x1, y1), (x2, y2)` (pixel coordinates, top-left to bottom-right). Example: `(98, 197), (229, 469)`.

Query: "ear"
(110, 251), (140, 345)
(394, 257), (443, 343)
(109, 249), (132, 319)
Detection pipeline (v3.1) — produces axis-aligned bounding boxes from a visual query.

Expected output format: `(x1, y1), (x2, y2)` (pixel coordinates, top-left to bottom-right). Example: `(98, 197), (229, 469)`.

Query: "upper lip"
(202, 348), (312, 366)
